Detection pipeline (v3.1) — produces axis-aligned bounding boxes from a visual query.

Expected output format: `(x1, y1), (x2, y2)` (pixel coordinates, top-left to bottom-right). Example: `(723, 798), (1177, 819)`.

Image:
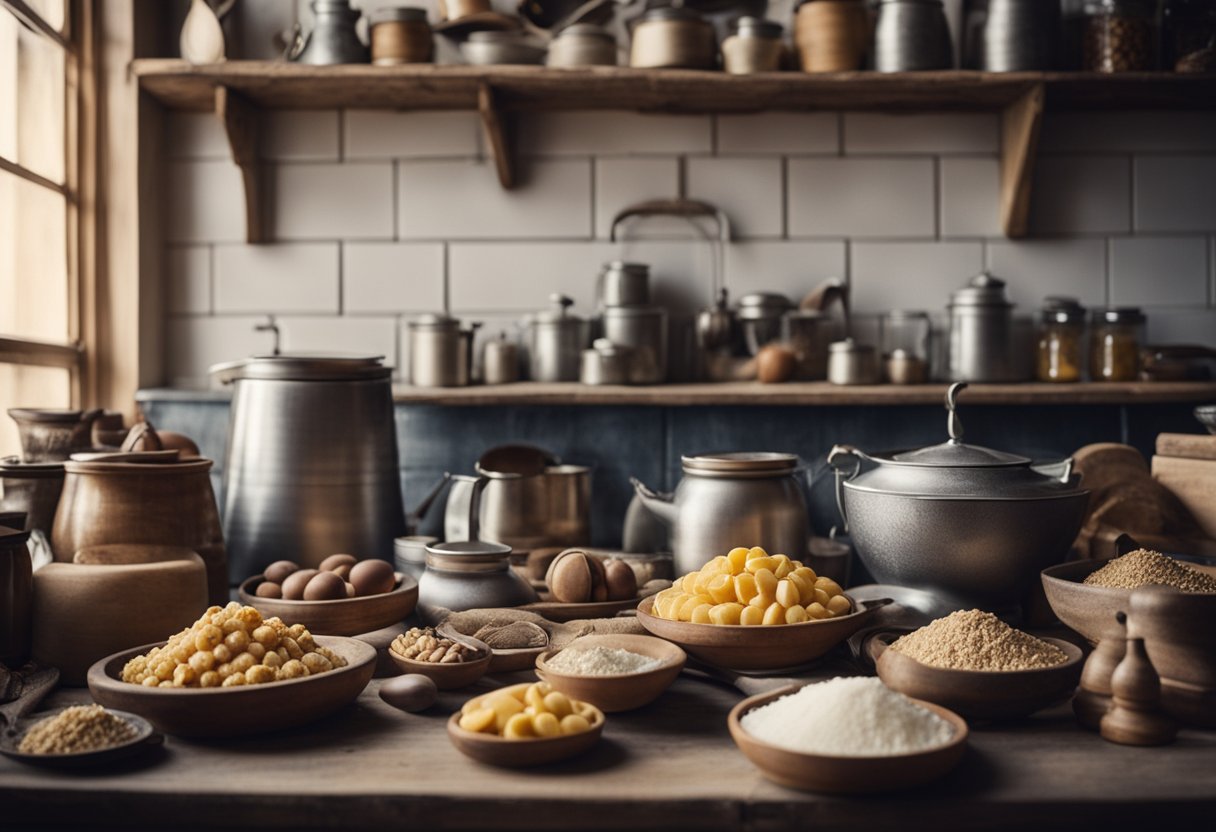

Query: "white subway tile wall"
(163, 110), (1216, 383)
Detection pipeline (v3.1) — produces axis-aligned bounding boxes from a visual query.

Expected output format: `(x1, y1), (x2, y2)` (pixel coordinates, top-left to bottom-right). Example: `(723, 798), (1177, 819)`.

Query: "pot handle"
(826, 444), (864, 535)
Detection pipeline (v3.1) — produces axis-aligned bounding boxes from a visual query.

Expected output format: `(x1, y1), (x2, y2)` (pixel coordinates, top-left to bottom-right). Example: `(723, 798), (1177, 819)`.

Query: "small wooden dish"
(728, 686), (969, 794)
(436, 621), (548, 673)
(238, 573), (418, 637)
(872, 634), (1084, 720)
(634, 595), (888, 671)
(387, 635), (492, 690)
(521, 594), (646, 623)
(87, 636), (376, 738)
(535, 634), (686, 712)
(446, 704), (605, 768)
(0, 708), (162, 770)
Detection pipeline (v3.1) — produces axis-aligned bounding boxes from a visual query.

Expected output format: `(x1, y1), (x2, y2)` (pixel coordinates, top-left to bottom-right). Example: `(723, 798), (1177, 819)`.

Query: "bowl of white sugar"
(535, 634), (686, 713)
(728, 676), (968, 794)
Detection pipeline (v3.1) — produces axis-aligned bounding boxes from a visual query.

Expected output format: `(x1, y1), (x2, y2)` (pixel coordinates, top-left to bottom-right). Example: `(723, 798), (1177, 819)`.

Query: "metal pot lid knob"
(946, 382), (967, 444)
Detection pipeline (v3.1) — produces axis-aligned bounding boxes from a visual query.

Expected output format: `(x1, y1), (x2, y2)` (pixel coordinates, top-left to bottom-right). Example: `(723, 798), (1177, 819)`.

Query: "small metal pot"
(292, 0), (369, 65)
(445, 458), (591, 551)
(737, 292), (795, 356)
(547, 23), (617, 67)
(418, 540), (537, 621)
(828, 383), (1089, 610)
(482, 332), (519, 385)
(527, 294), (588, 382)
(629, 6), (718, 69)
(980, 0), (1060, 71)
(721, 17), (784, 74)
(598, 261), (650, 308)
(602, 306), (668, 384)
(827, 338), (880, 385)
(874, 0), (953, 71)
(463, 30), (547, 65)
(581, 339), (632, 386)
(409, 313), (478, 387)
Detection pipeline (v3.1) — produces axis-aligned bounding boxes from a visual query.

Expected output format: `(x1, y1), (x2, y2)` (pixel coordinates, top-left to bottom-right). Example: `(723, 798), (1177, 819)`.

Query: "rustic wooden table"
(3, 670), (1214, 831)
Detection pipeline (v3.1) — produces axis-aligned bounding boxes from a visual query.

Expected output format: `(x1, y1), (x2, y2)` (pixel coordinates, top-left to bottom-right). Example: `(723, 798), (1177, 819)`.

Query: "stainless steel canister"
(409, 313), (475, 387)
(827, 338), (880, 385)
(212, 355), (406, 580)
(581, 339), (632, 385)
(602, 306), (668, 384)
(874, 0), (953, 71)
(737, 293), (795, 356)
(598, 261), (650, 307)
(980, 0), (1061, 70)
(482, 332), (519, 385)
(547, 23), (617, 67)
(948, 272), (1018, 382)
(527, 294), (588, 382)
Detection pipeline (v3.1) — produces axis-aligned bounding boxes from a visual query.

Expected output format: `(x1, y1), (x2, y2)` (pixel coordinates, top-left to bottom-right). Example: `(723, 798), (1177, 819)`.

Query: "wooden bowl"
(87, 635), (376, 738)
(238, 573), (418, 637)
(1041, 559), (1137, 644)
(521, 594), (646, 623)
(728, 686), (968, 794)
(872, 634), (1084, 720)
(535, 634), (686, 712)
(0, 708), (162, 770)
(387, 635), (492, 690)
(634, 595), (887, 671)
(446, 704), (605, 768)
(436, 621), (548, 673)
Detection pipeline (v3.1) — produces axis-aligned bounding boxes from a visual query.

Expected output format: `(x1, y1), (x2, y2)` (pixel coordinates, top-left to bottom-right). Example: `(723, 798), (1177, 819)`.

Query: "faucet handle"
(254, 315), (281, 356)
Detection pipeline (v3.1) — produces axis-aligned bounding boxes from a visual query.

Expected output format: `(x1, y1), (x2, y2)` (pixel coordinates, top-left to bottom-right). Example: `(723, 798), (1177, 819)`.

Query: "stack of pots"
(589, 262), (669, 385)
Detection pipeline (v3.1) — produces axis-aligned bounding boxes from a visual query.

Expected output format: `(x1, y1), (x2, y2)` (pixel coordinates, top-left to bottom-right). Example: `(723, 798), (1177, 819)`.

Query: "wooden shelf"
(132, 61), (1216, 243)
(388, 380), (1216, 407)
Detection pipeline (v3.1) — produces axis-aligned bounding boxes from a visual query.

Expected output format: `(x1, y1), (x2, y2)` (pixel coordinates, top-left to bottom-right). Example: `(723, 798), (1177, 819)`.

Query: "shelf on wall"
(387, 380), (1216, 407)
(133, 61), (1216, 243)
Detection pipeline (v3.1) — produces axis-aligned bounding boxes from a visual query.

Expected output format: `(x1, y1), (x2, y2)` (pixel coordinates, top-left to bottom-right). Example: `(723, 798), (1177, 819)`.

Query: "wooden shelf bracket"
(214, 86), (265, 243)
(478, 82), (515, 189)
(999, 82), (1045, 238)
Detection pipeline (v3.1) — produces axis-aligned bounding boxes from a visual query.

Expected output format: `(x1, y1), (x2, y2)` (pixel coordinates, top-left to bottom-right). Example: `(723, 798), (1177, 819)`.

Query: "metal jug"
(290, 0), (369, 65)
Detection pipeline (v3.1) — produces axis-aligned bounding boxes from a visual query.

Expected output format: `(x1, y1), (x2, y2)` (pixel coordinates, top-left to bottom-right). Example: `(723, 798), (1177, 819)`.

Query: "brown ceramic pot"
(50, 457), (228, 605)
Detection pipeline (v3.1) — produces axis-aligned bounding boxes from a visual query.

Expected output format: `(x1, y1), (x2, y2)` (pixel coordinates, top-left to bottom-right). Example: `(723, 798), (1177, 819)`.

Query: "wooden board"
(1153, 455), (1216, 540)
(1156, 432), (1216, 461)
(131, 61), (1216, 114)
(2, 678), (1214, 829)
(390, 380), (1216, 407)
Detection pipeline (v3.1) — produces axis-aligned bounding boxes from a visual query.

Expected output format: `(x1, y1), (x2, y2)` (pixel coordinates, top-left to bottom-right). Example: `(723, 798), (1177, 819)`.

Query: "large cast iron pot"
(828, 383), (1088, 611)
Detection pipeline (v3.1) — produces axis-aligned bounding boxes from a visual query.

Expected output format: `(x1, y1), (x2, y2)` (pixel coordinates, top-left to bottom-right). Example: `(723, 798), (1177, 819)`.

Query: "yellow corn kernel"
(827, 594), (853, 616)
(785, 604), (809, 624)
(734, 573), (759, 604)
(815, 576), (843, 596)
(772, 556), (794, 580)
(656, 593), (687, 620)
(543, 692), (573, 718)
(792, 565), (818, 584)
(813, 588), (832, 607)
(679, 594), (711, 622)
(775, 579), (800, 608)
(750, 588), (776, 609)
(504, 713), (535, 739)
(691, 603), (713, 624)
(726, 547), (749, 574)
(740, 605), (765, 626)
(459, 707), (496, 733)
(700, 555), (730, 577)
(676, 573), (696, 595)
(747, 546), (769, 561)
(753, 568), (778, 599)
(488, 693), (525, 730)
(708, 602), (745, 625)
(560, 714), (592, 735)
(532, 712), (561, 737)
(788, 572), (812, 599)
(807, 602), (830, 620)
(745, 556), (780, 575)
(707, 573), (736, 604)
(575, 702), (597, 719)
(525, 683), (547, 712)
(761, 602), (786, 626)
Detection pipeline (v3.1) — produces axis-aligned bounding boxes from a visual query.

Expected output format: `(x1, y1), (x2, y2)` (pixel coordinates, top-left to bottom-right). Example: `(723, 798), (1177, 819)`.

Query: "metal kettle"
(289, 0), (369, 65)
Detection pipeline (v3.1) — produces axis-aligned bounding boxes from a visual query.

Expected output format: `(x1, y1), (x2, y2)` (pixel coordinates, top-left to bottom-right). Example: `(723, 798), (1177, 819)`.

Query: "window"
(0, 0), (82, 457)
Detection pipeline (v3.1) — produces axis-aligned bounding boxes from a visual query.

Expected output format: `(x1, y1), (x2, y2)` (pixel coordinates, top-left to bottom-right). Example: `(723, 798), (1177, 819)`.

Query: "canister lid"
(602, 260), (649, 275)
(533, 293), (583, 325)
(368, 6), (428, 24)
(682, 451), (798, 476)
(1041, 296), (1086, 324)
(950, 272), (1012, 308)
(1093, 306), (1146, 325)
(730, 16), (783, 38)
(736, 292), (794, 319)
(409, 312), (461, 330)
(210, 353), (390, 381)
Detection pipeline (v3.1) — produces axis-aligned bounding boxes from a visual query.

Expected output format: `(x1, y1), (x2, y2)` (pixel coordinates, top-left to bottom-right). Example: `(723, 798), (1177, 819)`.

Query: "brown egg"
(255, 581), (283, 599)
(349, 559), (396, 597)
(379, 674), (438, 712)
(545, 550), (593, 603)
(331, 563), (352, 580)
(319, 553), (358, 573)
(280, 568), (319, 600)
(757, 345), (796, 384)
(303, 570), (348, 601)
(264, 560), (299, 584)
(604, 559), (638, 601)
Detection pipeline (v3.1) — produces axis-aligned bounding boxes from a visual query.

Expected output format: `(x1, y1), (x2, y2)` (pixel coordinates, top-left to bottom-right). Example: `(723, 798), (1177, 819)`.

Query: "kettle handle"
(945, 382), (968, 442)
(468, 475), (489, 543)
(826, 444), (864, 535)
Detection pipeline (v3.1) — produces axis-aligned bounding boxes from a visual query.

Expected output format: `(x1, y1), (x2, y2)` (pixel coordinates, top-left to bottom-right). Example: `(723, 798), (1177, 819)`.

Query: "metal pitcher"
(289, 0), (369, 65)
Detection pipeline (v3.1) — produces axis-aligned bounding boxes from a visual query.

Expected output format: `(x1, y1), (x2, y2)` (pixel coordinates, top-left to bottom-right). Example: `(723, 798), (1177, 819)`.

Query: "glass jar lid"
(1041, 296), (1087, 324)
(1093, 307), (1146, 325)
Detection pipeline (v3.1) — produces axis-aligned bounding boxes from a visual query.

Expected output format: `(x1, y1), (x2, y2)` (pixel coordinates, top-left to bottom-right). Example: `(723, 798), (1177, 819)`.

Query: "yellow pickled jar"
(1036, 299), (1086, 383)
(1089, 307), (1145, 382)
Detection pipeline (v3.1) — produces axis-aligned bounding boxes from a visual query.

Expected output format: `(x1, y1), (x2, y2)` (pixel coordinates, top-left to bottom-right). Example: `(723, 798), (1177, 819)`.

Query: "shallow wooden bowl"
(436, 621), (548, 673)
(728, 686), (968, 794)
(446, 704), (605, 768)
(387, 636), (492, 690)
(535, 634), (686, 712)
(87, 636), (376, 738)
(635, 594), (887, 671)
(872, 634), (1084, 720)
(521, 594), (645, 623)
(238, 573), (418, 637)
(0, 708), (162, 770)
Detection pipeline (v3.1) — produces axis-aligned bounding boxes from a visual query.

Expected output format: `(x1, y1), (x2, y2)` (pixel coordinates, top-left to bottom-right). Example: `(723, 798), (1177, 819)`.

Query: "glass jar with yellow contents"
(1089, 307), (1145, 382)
(1036, 297), (1086, 383)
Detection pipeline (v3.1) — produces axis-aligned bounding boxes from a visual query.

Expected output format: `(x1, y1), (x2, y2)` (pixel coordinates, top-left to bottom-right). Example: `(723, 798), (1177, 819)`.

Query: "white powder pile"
(740, 677), (955, 757)
(547, 646), (661, 676)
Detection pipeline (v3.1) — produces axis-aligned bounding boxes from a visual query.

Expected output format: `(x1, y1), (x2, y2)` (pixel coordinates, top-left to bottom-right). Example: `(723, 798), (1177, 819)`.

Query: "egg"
(319, 553), (358, 573)
(303, 570), (348, 601)
(603, 559), (638, 601)
(255, 581), (283, 599)
(379, 674), (438, 713)
(264, 560), (299, 585)
(331, 563), (352, 580)
(349, 559), (396, 597)
(280, 568), (319, 600)
(757, 345), (796, 384)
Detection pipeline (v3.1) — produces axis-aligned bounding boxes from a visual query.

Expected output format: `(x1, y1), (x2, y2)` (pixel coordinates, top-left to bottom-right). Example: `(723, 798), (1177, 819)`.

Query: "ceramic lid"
(949, 272), (1012, 308)
(210, 353), (390, 382)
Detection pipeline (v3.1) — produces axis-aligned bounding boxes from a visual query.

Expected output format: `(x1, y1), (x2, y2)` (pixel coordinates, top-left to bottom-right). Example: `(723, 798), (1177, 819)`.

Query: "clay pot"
(7, 408), (101, 462)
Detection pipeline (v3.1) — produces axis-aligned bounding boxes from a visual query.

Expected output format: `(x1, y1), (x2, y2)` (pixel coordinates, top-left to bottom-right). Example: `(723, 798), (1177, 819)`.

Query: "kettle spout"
(630, 477), (678, 526)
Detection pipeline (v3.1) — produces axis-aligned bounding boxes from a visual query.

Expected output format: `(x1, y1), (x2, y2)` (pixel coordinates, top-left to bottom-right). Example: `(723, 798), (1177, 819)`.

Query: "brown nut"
(303, 570), (348, 601)
(255, 581), (283, 599)
(545, 550), (594, 603)
(319, 553), (358, 573)
(603, 558), (638, 601)
(281, 568), (320, 600)
(349, 559), (396, 596)
(263, 560), (299, 585)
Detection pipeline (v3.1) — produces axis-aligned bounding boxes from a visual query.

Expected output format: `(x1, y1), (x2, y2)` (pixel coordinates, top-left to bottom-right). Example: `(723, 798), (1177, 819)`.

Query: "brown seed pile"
(18, 705), (138, 755)
(390, 627), (476, 664)
(1083, 549), (1216, 593)
(890, 610), (1068, 671)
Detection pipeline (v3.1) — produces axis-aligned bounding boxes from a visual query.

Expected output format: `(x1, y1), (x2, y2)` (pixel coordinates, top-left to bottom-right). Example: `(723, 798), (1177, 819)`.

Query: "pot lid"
(949, 272), (1012, 308)
(682, 451), (798, 476)
(532, 293), (583, 326)
(736, 292), (794, 319)
(210, 353), (390, 382)
(0, 457), (65, 477)
(887, 382), (1029, 467)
